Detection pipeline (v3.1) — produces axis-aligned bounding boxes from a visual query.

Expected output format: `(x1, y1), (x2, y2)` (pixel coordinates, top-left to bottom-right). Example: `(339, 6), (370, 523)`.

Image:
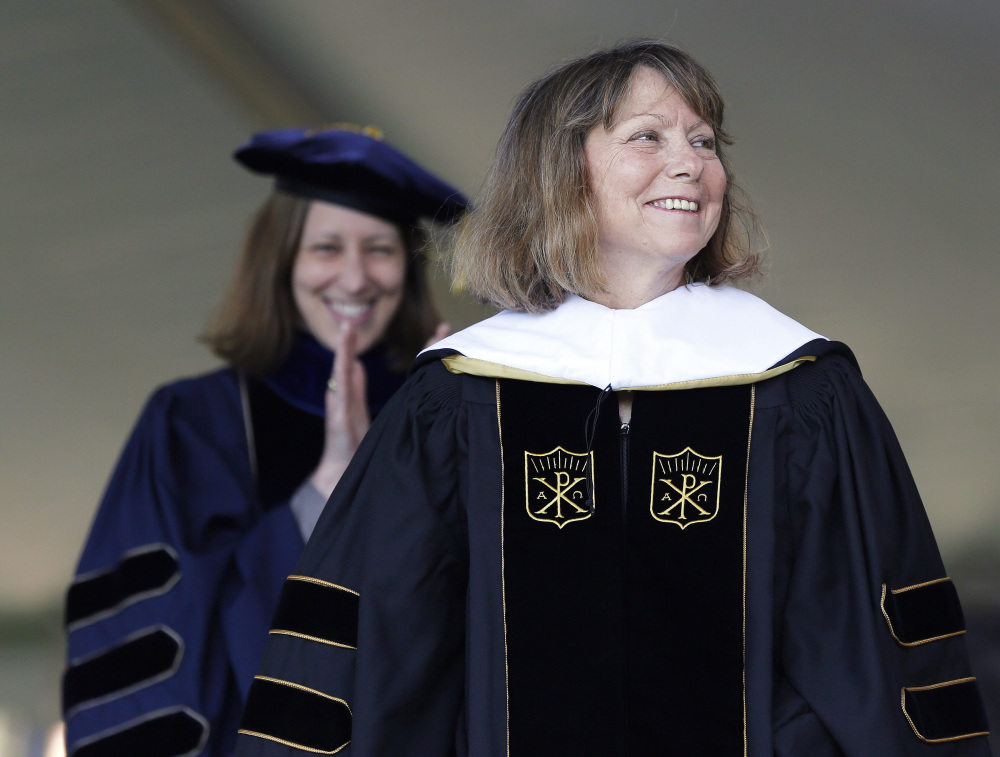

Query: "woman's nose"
(665, 144), (703, 181)
(336, 251), (370, 293)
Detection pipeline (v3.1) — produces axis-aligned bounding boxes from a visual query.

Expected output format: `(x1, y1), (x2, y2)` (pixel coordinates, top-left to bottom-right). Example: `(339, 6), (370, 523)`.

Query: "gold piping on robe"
(879, 578), (966, 647)
(442, 355), (815, 390)
(901, 677), (989, 743)
(742, 385), (755, 757)
(238, 676), (352, 755)
(496, 380), (512, 757)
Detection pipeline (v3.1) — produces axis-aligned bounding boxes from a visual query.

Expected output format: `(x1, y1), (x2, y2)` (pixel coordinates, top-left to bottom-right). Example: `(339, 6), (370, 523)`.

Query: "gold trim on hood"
(440, 355), (816, 391)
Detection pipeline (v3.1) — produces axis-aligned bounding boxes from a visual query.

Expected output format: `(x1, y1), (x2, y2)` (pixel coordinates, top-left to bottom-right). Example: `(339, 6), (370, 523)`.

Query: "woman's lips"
(647, 197), (700, 212)
(325, 299), (375, 324)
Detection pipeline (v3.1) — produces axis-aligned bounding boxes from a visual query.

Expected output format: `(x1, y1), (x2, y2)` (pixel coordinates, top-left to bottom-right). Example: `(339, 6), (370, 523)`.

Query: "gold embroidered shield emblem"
(650, 448), (722, 529)
(524, 447), (594, 528)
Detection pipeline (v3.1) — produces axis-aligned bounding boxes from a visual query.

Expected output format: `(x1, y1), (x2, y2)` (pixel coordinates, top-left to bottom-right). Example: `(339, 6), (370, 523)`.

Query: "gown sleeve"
(234, 361), (468, 757)
(63, 373), (303, 757)
(777, 354), (992, 756)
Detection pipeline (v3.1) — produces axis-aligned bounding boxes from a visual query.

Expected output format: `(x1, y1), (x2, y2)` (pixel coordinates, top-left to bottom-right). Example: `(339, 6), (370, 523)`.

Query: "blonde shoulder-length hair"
(201, 190), (439, 375)
(451, 39), (763, 313)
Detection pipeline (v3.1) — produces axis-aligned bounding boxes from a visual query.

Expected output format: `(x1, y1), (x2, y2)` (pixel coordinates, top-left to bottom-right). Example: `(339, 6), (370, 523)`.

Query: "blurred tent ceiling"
(2, 0), (999, 612)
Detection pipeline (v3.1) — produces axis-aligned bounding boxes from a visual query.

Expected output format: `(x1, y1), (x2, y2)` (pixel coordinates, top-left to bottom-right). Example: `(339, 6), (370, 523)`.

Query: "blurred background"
(2, 0), (997, 753)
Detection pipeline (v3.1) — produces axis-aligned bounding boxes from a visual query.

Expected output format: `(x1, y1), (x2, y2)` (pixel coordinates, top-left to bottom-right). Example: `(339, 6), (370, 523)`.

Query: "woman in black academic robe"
(235, 44), (991, 756)
(62, 126), (466, 757)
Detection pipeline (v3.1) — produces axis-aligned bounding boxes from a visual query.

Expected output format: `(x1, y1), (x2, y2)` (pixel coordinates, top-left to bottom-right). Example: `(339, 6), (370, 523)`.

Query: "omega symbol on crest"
(650, 448), (721, 529)
(524, 447), (594, 528)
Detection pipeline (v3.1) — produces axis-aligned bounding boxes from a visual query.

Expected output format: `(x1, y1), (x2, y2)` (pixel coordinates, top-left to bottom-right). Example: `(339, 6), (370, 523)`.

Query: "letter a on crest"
(524, 447), (594, 528)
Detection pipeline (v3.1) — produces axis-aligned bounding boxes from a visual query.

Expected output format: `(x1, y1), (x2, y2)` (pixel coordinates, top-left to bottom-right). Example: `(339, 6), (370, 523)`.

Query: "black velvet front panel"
(903, 678), (990, 743)
(63, 626), (182, 713)
(500, 381), (626, 756)
(239, 676), (352, 753)
(271, 576), (360, 648)
(247, 380), (324, 509)
(625, 386), (750, 754)
(66, 545), (179, 628)
(883, 578), (965, 646)
(498, 380), (752, 756)
(71, 708), (207, 757)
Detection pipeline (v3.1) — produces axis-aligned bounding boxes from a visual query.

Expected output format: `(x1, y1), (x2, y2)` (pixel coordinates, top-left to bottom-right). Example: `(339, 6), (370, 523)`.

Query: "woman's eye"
(312, 243), (340, 254)
(629, 131), (658, 142)
(368, 246), (398, 256)
(692, 136), (717, 150)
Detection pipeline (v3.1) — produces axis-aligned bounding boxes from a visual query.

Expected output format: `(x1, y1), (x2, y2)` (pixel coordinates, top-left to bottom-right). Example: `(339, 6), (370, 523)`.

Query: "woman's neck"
(591, 257), (686, 310)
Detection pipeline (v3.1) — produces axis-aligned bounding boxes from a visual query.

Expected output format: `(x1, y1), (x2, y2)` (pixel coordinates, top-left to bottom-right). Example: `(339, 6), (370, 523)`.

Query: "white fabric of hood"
(424, 284), (825, 390)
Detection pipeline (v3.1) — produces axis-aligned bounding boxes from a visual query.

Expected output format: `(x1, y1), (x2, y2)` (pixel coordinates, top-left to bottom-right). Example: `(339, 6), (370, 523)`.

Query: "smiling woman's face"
(291, 200), (406, 354)
(585, 67), (727, 294)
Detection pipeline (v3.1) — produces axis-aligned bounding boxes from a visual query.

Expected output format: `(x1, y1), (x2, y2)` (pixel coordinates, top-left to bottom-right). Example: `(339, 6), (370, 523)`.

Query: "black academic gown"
(63, 335), (405, 757)
(235, 334), (991, 756)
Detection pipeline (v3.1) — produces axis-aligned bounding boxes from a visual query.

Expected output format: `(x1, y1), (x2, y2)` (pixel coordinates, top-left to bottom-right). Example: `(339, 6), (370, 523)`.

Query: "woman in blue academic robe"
(62, 126), (466, 757)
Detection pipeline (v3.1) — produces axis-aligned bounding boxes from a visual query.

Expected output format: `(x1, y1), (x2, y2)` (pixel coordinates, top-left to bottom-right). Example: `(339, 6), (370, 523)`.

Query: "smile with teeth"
(648, 198), (699, 212)
(326, 300), (374, 319)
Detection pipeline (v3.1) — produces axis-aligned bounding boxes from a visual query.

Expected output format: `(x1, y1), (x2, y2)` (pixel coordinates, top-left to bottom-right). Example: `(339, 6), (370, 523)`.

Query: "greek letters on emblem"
(524, 447), (594, 528)
(650, 448), (721, 529)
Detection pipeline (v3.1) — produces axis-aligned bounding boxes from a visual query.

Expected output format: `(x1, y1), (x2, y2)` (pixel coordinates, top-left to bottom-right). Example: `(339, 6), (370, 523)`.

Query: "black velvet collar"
(249, 332), (407, 509)
(262, 332), (406, 419)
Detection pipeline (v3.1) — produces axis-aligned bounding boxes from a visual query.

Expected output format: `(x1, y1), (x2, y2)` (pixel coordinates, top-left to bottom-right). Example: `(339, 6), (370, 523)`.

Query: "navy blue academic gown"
(63, 335), (405, 757)
(234, 339), (991, 756)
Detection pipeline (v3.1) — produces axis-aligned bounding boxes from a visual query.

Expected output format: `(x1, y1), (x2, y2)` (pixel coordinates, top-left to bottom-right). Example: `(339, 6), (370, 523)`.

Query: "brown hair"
(201, 190), (439, 374)
(451, 39), (763, 313)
